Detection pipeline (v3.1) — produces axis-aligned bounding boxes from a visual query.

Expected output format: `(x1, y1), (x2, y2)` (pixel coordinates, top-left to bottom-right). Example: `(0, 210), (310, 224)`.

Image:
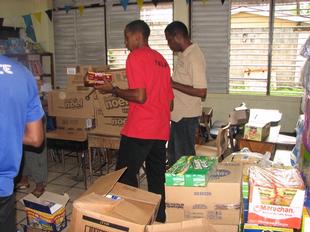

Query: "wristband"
(111, 86), (119, 97)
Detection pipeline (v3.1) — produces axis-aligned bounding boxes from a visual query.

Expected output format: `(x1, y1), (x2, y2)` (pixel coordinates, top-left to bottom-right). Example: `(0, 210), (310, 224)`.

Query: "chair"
(196, 107), (213, 144)
(195, 122), (231, 161)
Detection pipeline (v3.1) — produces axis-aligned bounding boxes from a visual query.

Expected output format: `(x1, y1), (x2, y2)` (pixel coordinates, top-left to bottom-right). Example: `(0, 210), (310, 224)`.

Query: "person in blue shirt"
(0, 55), (44, 232)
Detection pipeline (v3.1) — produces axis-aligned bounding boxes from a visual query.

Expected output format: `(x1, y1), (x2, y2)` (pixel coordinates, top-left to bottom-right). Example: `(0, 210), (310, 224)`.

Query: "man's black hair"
(125, 20), (150, 40)
(165, 21), (189, 38)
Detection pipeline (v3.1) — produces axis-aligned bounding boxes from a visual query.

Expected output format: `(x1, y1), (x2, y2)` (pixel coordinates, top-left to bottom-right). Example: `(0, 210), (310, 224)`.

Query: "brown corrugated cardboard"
(195, 144), (218, 158)
(93, 69), (129, 117)
(66, 64), (109, 76)
(69, 168), (161, 232)
(146, 219), (238, 232)
(94, 108), (126, 136)
(48, 89), (95, 118)
(95, 93), (129, 117)
(67, 74), (86, 91)
(56, 117), (94, 130)
(165, 163), (242, 225)
(223, 152), (265, 164)
(108, 69), (128, 89)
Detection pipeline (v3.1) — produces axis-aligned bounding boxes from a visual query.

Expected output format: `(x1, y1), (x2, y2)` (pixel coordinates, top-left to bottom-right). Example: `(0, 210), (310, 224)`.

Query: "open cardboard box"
(21, 191), (70, 232)
(69, 168), (161, 232)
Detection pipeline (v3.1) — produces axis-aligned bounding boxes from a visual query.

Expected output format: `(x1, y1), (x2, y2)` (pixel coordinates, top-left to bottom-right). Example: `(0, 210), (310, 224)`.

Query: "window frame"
(229, 0), (307, 96)
(106, 1), (173, 70)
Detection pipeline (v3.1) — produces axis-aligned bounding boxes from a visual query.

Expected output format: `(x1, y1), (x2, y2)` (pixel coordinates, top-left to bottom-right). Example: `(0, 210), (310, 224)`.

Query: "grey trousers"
(22, 142), (48, 184)
(167, 117), (199, 167)
(0, 194), (15, 232)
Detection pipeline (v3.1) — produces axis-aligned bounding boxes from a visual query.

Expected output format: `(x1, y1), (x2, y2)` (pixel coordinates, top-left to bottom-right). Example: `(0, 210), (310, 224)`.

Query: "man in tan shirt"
(165, 21), (207, 166)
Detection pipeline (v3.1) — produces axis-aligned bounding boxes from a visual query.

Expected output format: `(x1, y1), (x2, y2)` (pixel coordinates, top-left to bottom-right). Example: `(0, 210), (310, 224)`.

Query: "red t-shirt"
(121, 46), (173, 140)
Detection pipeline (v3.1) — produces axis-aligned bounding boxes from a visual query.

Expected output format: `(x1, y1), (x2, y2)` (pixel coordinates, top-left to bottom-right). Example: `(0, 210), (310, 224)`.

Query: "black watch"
(111, 86), (119, 97)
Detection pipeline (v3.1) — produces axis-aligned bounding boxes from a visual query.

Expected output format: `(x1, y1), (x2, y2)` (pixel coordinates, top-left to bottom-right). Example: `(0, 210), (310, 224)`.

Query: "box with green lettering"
(165, 156), (217, 187)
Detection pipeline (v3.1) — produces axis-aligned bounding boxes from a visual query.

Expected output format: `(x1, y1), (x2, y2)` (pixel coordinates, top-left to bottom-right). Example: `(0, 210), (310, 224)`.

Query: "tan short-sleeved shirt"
(171, 43), (207, 122)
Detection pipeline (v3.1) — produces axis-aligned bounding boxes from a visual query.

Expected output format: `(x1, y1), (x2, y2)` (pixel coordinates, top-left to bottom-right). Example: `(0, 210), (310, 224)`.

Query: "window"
(107, 2), (173, 69)
(191, 0), (230, 93)
(53, 3), (106, 88)
(230, 0), (310, 96)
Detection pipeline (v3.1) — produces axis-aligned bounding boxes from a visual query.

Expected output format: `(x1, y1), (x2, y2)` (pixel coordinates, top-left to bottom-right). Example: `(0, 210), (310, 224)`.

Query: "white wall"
(205, 94), (302, 132)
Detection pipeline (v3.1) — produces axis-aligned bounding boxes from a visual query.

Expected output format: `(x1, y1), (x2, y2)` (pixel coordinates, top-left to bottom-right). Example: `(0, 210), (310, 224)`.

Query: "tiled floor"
(14, 151), (136, 232)
(16, 151), (147, 232)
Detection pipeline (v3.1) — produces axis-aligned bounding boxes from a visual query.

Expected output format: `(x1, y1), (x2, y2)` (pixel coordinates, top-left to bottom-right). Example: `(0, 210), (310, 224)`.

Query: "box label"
(83, 215), (129, 231)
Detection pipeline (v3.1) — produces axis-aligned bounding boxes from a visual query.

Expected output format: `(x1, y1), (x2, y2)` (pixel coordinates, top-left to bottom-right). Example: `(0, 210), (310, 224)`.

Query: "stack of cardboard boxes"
(47, 65), (128, 138)
(92, 69), (128, 136)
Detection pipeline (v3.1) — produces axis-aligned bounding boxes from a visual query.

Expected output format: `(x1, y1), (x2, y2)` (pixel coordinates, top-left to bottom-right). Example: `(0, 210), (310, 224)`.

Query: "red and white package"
(84, 71), (112, 87)
(248, 166), (305, 229)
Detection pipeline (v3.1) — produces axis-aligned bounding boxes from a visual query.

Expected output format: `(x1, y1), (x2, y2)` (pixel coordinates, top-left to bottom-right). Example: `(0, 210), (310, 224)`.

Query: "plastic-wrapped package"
(291, 115), (304, 167)
(301, 60), (310, 93)
(165, 156), (217, 186)
(224, 147), (272, 167)
(300, 36), (310, 59)
(303, 94), (310, 152)
(248, 166), (305, 229)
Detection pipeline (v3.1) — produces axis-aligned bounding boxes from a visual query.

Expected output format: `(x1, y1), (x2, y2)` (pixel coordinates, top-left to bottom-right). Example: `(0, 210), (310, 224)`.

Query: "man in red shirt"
(96, 20), (173, 222)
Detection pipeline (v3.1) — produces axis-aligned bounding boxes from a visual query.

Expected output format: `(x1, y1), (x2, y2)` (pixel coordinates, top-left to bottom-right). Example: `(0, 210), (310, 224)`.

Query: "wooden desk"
(87, 130), (120, 183)
(46, 129), (88, 189)
(238, 126), (281, 155)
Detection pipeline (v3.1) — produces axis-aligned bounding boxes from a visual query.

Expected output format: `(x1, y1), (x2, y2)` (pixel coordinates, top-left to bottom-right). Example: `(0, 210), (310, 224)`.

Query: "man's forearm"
(107, 87), (146, 104)
(23, 119), (44, 147)
(172, 81), (206, 98)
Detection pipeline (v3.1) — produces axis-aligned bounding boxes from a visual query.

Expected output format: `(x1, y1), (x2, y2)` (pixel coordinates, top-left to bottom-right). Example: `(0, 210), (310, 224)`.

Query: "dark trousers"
(116, 135), (166, 223)
(167, 117), (199, 167)
(0, 194), (16, 232)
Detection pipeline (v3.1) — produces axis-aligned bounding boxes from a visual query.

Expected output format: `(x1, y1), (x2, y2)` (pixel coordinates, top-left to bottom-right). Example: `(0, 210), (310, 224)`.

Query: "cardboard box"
(248, 166), (305, 229)
(93, 69), (129, 117)
(243, 223), (293, 232)
(48, 89), (95, 119)
(146, 218), (238, 232)
(94, 108), (126, 136)
(95, 93), (129, 117)
(66, 64), (109, 76)
(56, 117), (94, 130)
(107, 69), (128, 89)
(69, 168), (161, 232)
(244, 121), (271, 141)
(21, 224), (46, 232)
(223, 152), (265, 164)
(195, 144), (218, 158)
(21, 192), (69, 232)
(67, 74), (90, 91)
(165, 156), (217, 186)
(165, 163), (242, 225)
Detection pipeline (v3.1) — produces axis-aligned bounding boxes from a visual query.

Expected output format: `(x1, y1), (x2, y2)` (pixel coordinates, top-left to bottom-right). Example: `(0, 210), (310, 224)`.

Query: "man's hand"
(94, 81), (114, 94)
(172, 80), (206, 99)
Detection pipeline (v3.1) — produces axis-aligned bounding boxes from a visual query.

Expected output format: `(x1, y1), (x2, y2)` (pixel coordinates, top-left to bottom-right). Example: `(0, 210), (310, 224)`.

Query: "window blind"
(191, 0), (230, 93)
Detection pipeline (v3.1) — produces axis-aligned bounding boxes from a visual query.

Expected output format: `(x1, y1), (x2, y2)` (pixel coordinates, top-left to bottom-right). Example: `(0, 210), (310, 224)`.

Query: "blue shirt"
(0, 55), (44, 197)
